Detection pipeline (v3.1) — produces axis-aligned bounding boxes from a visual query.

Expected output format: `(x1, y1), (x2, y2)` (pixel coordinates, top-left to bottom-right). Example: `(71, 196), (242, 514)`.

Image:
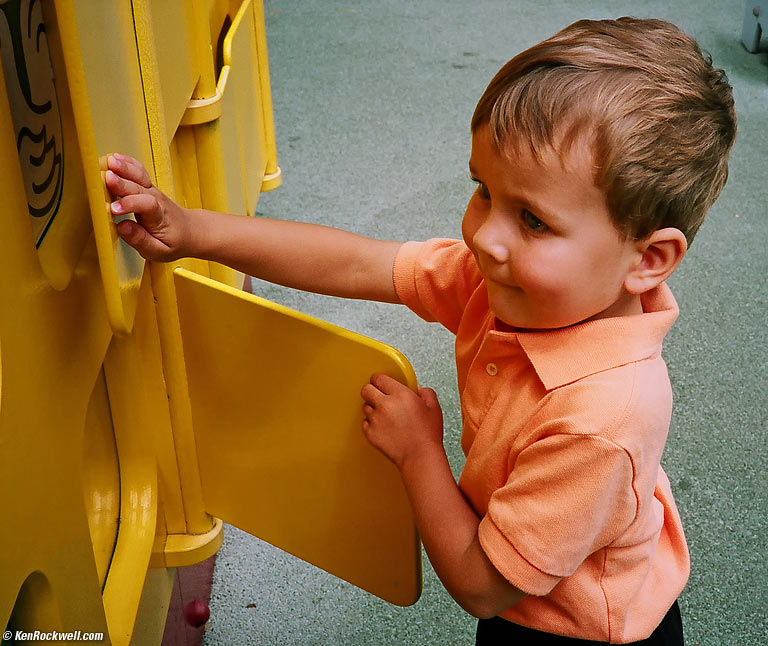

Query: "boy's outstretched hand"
(361, 374), (444, 470)
(106, 153), (192, 262)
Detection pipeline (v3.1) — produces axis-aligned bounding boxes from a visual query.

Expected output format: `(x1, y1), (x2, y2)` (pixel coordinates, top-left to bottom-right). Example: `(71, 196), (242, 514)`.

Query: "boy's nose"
(473, 217), (511, 266)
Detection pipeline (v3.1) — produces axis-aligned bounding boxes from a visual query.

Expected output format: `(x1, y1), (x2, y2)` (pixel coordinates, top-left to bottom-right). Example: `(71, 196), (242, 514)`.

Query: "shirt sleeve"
(478, 434), (637, 596)
(393, 238), (482, 334)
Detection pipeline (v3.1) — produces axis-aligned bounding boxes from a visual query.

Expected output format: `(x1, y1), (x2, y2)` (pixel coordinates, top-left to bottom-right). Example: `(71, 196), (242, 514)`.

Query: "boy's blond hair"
(472, 17), (736, 245)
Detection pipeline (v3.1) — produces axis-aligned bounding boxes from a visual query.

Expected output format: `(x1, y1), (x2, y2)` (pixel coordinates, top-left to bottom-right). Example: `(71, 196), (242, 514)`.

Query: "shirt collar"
(511, 283), (679, 390)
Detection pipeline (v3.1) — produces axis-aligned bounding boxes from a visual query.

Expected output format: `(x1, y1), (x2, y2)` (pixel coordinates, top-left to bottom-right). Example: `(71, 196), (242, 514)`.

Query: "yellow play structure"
(0, 1), (420, 644)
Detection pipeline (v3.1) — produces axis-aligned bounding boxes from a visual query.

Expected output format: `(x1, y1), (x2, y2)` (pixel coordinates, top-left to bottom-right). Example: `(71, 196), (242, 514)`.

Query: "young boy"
(106, 17), (736, 645)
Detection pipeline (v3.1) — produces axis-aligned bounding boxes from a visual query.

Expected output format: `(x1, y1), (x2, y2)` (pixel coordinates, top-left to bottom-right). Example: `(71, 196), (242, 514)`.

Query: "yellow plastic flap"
(54, 0), (150, 334)
(173, 268), (422, 606)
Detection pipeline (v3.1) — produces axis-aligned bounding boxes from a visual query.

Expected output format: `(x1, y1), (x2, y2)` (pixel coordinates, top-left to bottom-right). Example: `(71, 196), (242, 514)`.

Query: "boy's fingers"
(116, 220), (169, 259)
(370, 373), (401, 394)
(361, 382), (384, 405)
(111, 193), (162, 227)
(105, 169), (150, 198)
(419, 387), (439, 408)
(108, 153), (153, 188)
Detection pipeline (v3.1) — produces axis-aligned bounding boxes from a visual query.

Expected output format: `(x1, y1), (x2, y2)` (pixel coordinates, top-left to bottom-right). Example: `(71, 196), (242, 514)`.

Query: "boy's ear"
(624, 228), (688, 295)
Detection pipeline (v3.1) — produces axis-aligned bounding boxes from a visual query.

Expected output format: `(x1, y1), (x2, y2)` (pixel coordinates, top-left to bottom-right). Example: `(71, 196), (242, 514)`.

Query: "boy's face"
(463, 124), (642, 330)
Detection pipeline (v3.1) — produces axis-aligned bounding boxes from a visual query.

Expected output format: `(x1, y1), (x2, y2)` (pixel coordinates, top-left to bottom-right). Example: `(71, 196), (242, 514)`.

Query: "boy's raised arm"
(106, 154), (402, 304)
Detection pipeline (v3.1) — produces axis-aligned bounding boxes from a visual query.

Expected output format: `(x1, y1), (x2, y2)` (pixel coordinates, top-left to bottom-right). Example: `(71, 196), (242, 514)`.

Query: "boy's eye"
(471, 178), (490, 200)
(522, 209), (547, 232)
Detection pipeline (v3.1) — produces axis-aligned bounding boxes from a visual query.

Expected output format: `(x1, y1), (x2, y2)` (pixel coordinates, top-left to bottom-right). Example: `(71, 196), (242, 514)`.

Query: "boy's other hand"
(361, 374), (444, 470)
(106, 153), (192, 262)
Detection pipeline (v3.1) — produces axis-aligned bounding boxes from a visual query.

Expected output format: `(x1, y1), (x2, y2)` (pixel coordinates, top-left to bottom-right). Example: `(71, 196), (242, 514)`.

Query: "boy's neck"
(497, 292), (645, 333)
(586, 290), (645, 323)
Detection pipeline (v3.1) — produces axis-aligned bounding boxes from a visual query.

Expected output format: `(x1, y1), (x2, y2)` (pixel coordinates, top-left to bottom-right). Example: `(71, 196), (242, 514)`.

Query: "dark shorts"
(475, 600), (683, 646)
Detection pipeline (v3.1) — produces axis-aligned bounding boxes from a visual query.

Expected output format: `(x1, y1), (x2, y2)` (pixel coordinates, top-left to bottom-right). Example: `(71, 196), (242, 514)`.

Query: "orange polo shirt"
(393, 239), (690, 643)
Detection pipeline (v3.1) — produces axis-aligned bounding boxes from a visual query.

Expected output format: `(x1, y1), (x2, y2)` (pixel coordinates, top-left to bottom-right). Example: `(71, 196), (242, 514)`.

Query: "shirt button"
(486, 362), (498, 376)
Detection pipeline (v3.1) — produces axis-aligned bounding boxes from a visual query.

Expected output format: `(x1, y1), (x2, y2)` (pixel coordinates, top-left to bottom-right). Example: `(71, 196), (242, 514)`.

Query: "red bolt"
(183, 600), (210, 627)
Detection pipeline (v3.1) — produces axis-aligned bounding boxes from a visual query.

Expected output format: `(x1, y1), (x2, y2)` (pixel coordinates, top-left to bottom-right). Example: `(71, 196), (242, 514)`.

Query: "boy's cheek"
(461, 205), (480, 247)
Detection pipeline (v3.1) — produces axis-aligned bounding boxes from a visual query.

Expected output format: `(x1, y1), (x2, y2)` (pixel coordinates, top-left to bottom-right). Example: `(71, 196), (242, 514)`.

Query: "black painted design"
(0, 0), (64, 245)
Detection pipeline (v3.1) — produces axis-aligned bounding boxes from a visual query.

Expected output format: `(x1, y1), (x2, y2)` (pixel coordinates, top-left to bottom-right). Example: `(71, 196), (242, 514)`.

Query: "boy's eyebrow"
(467, 161), (565, 224)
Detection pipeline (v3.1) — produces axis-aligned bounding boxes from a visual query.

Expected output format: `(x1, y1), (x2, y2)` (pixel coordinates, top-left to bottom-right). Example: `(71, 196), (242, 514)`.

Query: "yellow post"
(253, 0), (282, 191)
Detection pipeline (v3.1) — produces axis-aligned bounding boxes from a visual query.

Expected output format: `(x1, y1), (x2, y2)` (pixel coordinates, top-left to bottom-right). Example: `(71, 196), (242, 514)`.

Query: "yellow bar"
(148, 262), (214, 536)
(151, 519), (225, 569)
(252, 0), (281, 191)
(132, 0), (215, 537)
(131, 0), (174, 198)
(101, 329), (158, 644)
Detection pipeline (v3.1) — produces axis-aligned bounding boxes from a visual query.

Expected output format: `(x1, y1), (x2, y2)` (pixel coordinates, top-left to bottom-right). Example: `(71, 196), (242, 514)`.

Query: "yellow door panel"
(173, 269), (422, 607)
(220, 0), (267, 217)
(138, 0), (199, 141)
(53, 0), (151, 335)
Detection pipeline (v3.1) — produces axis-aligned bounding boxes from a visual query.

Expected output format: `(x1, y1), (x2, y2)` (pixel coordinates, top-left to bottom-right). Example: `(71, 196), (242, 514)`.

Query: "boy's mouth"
(485, 276), (522, 293)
